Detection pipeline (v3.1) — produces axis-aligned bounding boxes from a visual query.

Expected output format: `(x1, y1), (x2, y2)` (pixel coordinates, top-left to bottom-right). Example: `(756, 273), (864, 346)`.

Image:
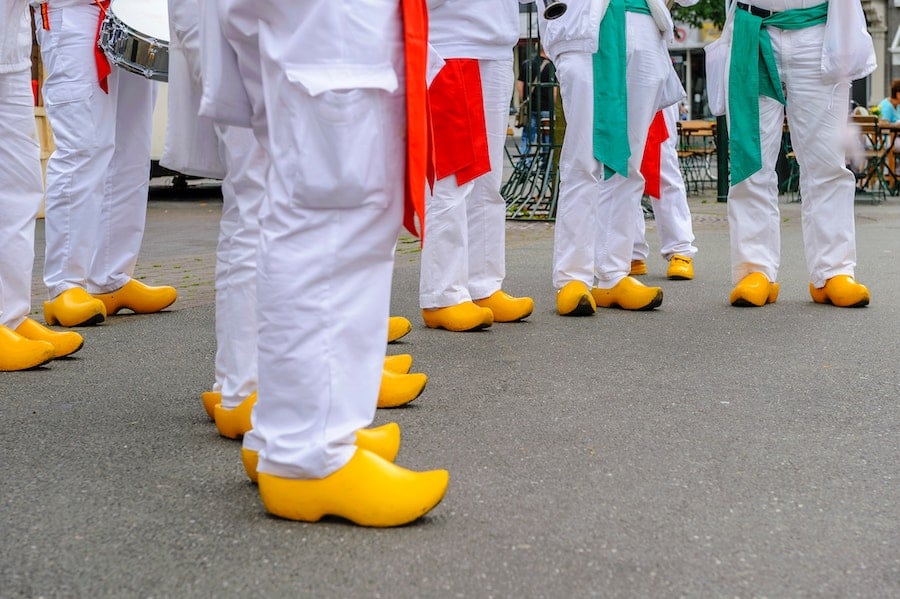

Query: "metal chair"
(851, 115), (888, 203)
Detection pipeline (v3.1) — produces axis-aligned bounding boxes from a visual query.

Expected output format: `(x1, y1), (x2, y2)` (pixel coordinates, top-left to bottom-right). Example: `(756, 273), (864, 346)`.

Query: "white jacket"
(200, 0), (404, 128)
(1, 0), (32, 73)
(27, 0), (91, 8)
(820, 0), (877, 83)
(532, 0), (699, 63)
(428, 0), (524, 61)
(162, 0), (225, 178)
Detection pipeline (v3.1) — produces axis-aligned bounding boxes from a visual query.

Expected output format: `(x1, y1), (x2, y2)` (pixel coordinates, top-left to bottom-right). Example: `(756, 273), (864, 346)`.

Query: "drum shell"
(98, 9), (169, 81)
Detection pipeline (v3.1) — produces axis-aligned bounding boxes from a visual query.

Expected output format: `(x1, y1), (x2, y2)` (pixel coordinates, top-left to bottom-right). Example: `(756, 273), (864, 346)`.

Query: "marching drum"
(98, 0), (170, 82)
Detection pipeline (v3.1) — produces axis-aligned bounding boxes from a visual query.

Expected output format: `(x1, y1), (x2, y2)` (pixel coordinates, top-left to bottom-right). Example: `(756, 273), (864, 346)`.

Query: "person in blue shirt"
(876, 79), (900, 123)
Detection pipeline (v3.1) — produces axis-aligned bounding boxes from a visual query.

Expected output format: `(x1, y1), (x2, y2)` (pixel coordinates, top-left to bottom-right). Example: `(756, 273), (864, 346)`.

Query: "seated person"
(876, 79), (900, 123)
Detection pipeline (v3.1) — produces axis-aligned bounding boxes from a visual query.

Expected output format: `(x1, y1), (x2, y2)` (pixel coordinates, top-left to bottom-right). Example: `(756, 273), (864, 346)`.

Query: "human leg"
(37, 4), (113, 326)
(88, 70), (157, 293)
(214, 0), (446, 526)
(85, 71), (176, 315)
(468, 58), (512, 301)
(778, 27), (864, 299)
(419, 177), (475, 309)
(655, 105), (696, 262)
(550, 52), (600, 315)
(215, 126), (264, 408)
(0, 66), (60, 369)
(726, 96), (785, 285)
(591, 15), (665, 310)
(468, 58), (533, 322)
(0, 67), (43, 331)
(552, 52), (601, 291)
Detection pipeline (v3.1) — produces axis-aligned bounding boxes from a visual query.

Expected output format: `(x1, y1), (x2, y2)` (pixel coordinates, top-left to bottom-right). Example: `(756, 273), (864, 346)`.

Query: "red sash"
(429, 58), (491, 186)
(38, 2), (111, 92)
(402, 0), (429, 238)
(93, 1), (112, 93)
(640, 110), (668, 199)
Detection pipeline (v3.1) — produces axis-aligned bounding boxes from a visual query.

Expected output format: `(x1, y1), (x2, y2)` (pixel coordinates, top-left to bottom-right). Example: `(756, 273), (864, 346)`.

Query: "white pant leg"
(0, 68), (43, 328)
(221, 0), (406, 479)
(36, 4), (115, 299)
(254, 93), (405, 478)
(632, 206), (650, 261)
(216, 125), (264, 408)
(212, 141), (235, 396)
(420, 58), (512, 308)
(467, 58), (512, 301)
(88, 71), (157, 293)
(211, 0), (267, 455)
(652, 103), (696, 260)
(776, 26), (857, 287)
(727, 92), (784, 284)
(419, 176), (474, 308)
(593, 13), (669, 287)
(552, 52), (601, 290)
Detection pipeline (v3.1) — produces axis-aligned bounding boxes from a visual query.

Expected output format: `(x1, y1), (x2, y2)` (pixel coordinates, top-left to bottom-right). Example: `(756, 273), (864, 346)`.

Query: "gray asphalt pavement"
(2, 186), (898, 598)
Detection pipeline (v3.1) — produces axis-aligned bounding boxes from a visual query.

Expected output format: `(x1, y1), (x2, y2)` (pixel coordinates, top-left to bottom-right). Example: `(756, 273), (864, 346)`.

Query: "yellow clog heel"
(809, 275), (870, 308)
(730, 272), (779, 307)
(666, 255), (694, 281)
(473, 290), (534, 322)
(201, 390), (222, 420)
(629, 259), (647, 276)
(241, 422), (402, 483)
(43, 288), (106, 327)
(214, 392), (257, 439)
(556, 281), (595, 316)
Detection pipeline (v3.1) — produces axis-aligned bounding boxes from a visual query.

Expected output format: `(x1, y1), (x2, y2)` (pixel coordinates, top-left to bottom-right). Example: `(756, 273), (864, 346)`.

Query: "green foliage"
(671, 0), (727, 29)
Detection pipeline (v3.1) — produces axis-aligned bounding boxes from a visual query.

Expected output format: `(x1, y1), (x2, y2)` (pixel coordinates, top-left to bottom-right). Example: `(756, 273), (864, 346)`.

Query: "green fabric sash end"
(592, 0), (650, 180)
(728, 2), (828, 184)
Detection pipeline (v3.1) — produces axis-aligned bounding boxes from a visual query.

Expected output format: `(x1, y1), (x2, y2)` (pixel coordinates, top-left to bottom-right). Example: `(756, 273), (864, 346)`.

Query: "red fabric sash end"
(93, 0), (112, 93)
(429, 58), (490, 186)
(640, 110), (668, 199)
(402, 0), (429, 239)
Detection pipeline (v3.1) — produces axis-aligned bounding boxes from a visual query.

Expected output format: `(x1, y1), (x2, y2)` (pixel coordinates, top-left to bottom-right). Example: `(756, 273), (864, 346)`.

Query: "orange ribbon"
(640, 110), (669, 199)
(429, 59), (491, 186)
(93, 0), (112, 93)
(401, 0), (429, 238)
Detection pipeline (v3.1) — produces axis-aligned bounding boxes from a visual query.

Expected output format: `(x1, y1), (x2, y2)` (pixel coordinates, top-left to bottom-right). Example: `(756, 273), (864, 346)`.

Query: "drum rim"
(98, 10), (170, 82)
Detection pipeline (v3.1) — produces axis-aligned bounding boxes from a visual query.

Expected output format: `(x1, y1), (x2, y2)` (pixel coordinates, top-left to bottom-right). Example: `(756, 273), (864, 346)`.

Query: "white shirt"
(428, 0), (521, 61)
(1, 0), (32, 73)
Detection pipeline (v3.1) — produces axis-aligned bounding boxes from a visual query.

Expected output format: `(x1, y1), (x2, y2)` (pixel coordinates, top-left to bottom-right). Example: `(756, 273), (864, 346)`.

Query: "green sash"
(592, 0), (650, 179)
(728, 2), (828, 184)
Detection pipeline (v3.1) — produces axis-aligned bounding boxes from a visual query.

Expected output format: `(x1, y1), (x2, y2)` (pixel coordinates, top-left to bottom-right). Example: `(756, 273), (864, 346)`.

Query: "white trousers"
(35, 4), (156, 299)
(634, 103), (697, 262)
(553, 13), (671, 290)
(214, 0), (405, 479)
(214, 125), (264, 409)
(726, 24), (857, 287)
(0, 67), (43, 329)
(419, 58), (511, 308)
